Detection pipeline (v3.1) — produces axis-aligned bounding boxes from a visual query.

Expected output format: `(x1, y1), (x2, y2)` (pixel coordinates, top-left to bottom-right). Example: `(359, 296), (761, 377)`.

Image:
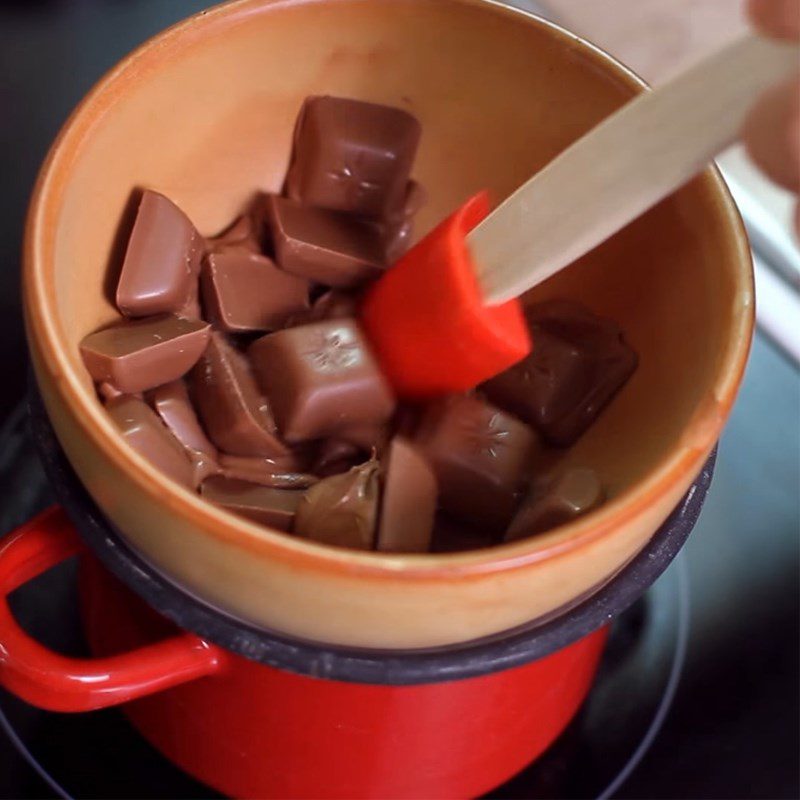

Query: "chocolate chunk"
(201, 476), (302, 530)
(505, 468), (605, 541)
(284, 289), (360, 330)
(190, 332), (288, 457)
(294, 459), (380, 550)
(383, 180), (427, 263)
(249, 320), (395, 442)
(219, 454), (317, 489)
(106, 396), (193, 488)
(80, 315), (211, 394)
(207, 214), (261, 254)
(266, 195), (386, 288)
(312, 438), (364, 477)
(414, 395), (539, 530)
(285, 96), (421, 218)
(201, 250), (309, 333)
(376, 437), (436, 553)
(483, 300), (638, 446)
(98, 382), (127, 401)
(149, 380), (219, 486)
(116, 190), (203, 317)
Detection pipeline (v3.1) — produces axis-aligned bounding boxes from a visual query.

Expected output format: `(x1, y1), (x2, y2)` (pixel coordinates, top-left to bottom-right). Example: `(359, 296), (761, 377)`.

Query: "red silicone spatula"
(362, 33), (798, 398)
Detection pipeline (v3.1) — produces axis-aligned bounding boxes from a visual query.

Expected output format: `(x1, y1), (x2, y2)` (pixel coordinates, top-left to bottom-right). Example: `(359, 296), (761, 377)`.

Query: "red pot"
(0, 404), (714, 798)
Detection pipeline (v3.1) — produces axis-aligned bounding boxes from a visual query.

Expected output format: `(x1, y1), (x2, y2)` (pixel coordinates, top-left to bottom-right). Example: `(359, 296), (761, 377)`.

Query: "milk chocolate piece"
(284, 289), (359, 329)
(415, 395), (539, 530)
(190, 332), (288, 457)
(207, 214), (261, 254)
(106, 396), (193, 488)
(383, 180), (427, 263)
(201, 250), (309, 333)
(149, 380), (219, 486)
(267, 195), (386, 288)
(80, 315), (211, 394)
(201, 476), (302, 530)
(249, 320), (395, 442)
(376, 437), (436, 553)
(483, 300), (638, 446)
(312, 438), (364, 477)
(219, 454), (317, 489)
(116, 191), (203, 317)
(285, 96), (421, 218)
(505, 468), (605, 541)
(294, 459), (380, 550)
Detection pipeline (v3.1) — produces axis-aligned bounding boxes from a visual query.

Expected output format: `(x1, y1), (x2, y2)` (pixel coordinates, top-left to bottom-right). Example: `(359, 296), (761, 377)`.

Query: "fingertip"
(747, 0), (800, 40)
(742, 77), (800, 192)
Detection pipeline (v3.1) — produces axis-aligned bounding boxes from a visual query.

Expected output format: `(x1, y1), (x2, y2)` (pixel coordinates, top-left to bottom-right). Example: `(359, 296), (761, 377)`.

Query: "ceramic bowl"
(23, 0), (753, 648)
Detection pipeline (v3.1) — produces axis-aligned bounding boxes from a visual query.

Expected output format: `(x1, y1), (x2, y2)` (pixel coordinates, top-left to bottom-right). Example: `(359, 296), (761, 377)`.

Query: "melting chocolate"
(219, 454), (317, 489)
(106, 395), (194, 488)
(80, 315), (210, 394)
(190, 332), (287, 457)
(201, 476), (303, 530)
(249, 320), (395, 442)
(294, 459), (380, 550)
(312, 438), (365, 478)
(285, 96), (421, 218)
(85, 97), (634, 555)
(116, 190), (204, 317)
(504, 467), (605, 541)
(149, 380), (219, 486)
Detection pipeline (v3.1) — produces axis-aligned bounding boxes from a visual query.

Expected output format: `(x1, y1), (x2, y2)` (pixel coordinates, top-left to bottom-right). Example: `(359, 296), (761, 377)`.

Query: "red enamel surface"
(0, 507), (223, 712)
(0, 505), (607, 798)
(82, 556), (606, 799)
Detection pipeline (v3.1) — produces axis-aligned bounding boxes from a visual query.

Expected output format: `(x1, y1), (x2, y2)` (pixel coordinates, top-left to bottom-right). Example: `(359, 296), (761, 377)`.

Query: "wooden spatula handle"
(469, 34), (799, 304)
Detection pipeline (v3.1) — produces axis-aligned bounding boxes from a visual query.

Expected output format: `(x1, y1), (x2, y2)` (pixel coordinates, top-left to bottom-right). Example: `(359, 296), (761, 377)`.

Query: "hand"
(742, 0), (800, 233)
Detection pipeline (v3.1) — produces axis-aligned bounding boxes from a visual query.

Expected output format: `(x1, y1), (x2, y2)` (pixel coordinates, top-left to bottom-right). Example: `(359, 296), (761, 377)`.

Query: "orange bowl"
(24, 0), (753, 649)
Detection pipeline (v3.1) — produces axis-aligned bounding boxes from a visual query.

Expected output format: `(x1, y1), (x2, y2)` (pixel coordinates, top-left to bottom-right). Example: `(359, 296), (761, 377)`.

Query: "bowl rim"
(23, 0), (754, 581)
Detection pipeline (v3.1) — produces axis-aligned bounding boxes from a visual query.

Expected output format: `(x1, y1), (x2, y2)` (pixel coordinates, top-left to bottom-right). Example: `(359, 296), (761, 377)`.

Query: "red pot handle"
(0, 506), (226, 712)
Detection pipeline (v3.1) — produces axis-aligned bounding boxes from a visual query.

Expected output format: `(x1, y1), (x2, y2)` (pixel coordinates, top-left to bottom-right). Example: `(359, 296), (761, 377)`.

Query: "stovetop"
(0, 2), (798, 798)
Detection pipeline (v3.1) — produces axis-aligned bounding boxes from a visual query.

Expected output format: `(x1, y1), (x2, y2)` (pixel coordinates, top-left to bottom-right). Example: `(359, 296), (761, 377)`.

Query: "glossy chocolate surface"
(219, 453), (317, 489)
(82, 97), (635, 554)
(505, 467), (605, 541)
(106, 395), (194, 488)
(415, 394), (539, 531)
(483, 300), (638, 446)
(201, 250), (309, 333)
(190, 332), (287, 457)
(294, 459), (380, 549)
(285, 96), (421, 218)
(116, 190), (203, 317)
(149, 380), (219, 486)
(201, 476), (303, 530)
(267, 195), (386, 288)
(249, 319), (395, 442)
(80, 315), (210, 394)
(376, 437), (436, 553)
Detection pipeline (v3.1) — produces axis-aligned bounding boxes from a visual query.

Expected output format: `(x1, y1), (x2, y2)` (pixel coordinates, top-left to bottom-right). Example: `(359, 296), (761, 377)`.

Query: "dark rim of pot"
(28, 387), (714, 686)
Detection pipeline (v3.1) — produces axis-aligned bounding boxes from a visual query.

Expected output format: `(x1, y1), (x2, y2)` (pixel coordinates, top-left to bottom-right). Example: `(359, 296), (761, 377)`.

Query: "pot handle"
(0, 506), (226, 712)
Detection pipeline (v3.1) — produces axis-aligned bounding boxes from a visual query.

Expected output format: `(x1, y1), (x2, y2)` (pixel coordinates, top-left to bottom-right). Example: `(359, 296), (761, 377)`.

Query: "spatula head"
(361, 192), (531, 398)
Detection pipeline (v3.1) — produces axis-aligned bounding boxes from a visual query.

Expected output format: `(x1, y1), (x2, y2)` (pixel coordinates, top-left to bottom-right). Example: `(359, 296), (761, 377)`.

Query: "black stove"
(0, 2), (797, 798)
